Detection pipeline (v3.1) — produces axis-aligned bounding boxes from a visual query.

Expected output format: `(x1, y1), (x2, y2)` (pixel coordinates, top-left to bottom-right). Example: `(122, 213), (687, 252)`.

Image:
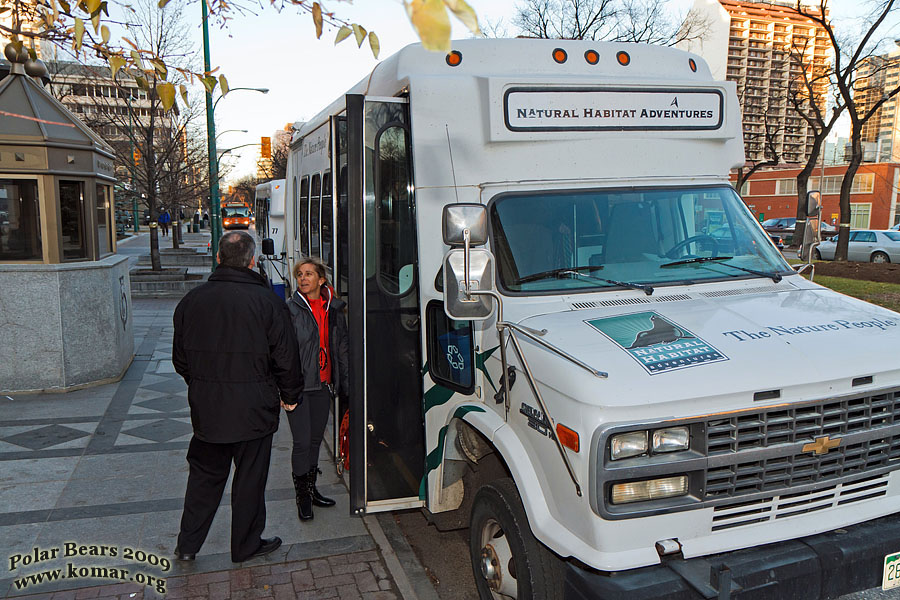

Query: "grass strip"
(809, 275), (900, 313)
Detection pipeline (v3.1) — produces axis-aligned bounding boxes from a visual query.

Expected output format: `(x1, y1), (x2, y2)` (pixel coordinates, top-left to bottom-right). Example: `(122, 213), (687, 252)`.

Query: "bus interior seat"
(604, 203), (660, 263)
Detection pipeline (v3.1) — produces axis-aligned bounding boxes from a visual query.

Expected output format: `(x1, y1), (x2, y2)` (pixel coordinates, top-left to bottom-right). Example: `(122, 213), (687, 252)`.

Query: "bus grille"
(703, 388), (900, 500)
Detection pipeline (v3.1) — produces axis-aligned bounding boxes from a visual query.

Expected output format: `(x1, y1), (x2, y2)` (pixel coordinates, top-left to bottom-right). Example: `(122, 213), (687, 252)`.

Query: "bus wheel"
(469, 478), (563, 600)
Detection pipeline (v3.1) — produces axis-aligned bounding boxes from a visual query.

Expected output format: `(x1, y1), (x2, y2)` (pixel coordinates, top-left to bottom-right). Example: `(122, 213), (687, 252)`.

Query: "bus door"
(346, 94), (425, 513)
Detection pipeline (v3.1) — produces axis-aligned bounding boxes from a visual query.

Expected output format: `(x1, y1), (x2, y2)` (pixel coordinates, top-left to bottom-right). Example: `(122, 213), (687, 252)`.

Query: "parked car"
(708, 226), (785, 252)
(762, 217), (836, 243)
(890, 222), (900, 231)
(814, 229), (900, 263)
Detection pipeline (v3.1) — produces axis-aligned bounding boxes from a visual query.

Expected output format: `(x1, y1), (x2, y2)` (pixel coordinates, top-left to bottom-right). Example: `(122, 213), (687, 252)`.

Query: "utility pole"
(202, 0), (220, 271)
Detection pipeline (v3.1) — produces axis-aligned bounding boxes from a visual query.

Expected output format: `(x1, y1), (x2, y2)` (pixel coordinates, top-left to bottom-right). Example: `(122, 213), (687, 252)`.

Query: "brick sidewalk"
(16, 550), (399, 600)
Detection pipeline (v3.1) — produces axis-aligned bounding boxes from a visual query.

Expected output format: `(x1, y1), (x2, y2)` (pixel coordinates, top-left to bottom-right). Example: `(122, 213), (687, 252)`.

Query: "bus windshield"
(490, 186), (791, 293)
(222, 205), (250, 217)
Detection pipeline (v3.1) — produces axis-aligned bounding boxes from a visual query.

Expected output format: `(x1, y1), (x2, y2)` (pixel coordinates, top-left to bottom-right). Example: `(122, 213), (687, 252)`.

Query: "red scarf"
(306, 292), (332, 384)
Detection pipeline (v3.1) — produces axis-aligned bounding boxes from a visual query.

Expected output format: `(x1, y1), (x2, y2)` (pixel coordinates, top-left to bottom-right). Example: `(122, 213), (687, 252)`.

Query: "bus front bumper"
(565, 512), (900, 600)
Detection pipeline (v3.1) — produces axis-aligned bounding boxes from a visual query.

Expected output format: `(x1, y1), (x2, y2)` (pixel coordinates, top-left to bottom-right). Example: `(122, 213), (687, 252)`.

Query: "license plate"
(884, 551), (900, 591)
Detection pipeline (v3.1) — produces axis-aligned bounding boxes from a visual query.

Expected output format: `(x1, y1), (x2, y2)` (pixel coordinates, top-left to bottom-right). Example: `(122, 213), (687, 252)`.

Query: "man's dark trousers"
(177, 433), (274, 562)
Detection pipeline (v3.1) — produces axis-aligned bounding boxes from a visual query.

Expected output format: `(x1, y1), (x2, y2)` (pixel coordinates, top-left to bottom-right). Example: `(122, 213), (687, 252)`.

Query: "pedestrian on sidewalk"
(172, 230), (304, 563)
(286, 257), (349, 521)
(159, 209), (171, 237)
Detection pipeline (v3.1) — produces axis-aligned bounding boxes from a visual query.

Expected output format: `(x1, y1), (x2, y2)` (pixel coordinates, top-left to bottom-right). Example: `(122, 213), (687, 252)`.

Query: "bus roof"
(294, 38), (717, 142)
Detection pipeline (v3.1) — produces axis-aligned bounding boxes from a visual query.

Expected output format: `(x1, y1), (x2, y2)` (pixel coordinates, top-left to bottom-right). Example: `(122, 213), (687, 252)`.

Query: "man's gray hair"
(218, 231), (256, 268)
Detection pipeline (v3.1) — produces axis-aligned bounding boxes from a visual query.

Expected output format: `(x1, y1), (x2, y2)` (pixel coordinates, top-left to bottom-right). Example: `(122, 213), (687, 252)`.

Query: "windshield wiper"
(515, 266), (654, 295)
(660, 256), (782, 283)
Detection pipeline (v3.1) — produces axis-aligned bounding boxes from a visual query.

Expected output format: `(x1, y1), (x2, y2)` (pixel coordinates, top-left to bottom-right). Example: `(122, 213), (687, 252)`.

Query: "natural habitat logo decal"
(586, 311), (727, 374)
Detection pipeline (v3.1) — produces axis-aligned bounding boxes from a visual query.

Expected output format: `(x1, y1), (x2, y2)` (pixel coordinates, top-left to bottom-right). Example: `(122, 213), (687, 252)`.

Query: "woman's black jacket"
(172, 265), (303, 443)
(287, 286), (350, 398)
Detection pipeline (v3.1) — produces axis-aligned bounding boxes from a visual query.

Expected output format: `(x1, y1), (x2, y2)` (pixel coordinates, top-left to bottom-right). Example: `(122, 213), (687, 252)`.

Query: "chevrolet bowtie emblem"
(802, 435), (842, 456)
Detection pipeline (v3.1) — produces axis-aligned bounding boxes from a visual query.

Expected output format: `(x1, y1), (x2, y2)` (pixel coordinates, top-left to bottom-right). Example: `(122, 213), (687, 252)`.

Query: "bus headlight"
(610, 431), (648, 460)
(652, 427), (690, 453)
(610, 475), (688, 504)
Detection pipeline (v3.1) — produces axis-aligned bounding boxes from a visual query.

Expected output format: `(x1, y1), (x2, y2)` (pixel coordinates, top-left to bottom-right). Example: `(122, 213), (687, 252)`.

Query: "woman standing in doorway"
(286, 257), (349, 521)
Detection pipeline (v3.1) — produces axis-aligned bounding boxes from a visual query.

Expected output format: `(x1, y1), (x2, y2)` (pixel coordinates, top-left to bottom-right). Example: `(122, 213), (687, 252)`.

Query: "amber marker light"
(557, 424), (580, 452)
(553, 48), (568, 64)
(689, 58), (697, 72)
(446, 51), (462, 67)
(585, 49), (600, 65)
(616, 51), (630, 66)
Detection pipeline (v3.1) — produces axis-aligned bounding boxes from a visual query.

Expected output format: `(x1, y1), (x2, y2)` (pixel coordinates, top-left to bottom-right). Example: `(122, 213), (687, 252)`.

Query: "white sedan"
(814, 229), (900, 263)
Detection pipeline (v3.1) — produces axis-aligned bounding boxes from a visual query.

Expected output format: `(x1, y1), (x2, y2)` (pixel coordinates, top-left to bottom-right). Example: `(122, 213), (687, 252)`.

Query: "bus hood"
(515, 286), (900, 408)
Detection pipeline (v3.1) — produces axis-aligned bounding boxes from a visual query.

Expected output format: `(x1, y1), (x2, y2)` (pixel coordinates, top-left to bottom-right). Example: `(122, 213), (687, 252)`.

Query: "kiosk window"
(59, 180), (87, 260)
(426, 302), (475, 394)
(0, 178), (42, 261)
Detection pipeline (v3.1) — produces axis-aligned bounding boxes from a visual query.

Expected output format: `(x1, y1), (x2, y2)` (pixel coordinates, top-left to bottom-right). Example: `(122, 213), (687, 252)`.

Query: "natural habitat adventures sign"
(586, 311), (727, 374)
(504, 87), (723, 132)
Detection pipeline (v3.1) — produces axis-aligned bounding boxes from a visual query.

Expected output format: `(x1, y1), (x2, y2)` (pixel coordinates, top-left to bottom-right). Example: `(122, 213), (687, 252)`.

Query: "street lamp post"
(199, 0), (268, 270)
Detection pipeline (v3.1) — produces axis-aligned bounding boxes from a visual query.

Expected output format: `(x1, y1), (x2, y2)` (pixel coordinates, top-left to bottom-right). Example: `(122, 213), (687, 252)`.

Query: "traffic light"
(260, 136), (271, 159)
(133, 147), (141, 163)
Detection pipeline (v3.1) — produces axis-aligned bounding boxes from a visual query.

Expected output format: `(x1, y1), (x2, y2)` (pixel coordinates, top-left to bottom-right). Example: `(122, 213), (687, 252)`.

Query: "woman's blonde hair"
(293, 256), (329, 285)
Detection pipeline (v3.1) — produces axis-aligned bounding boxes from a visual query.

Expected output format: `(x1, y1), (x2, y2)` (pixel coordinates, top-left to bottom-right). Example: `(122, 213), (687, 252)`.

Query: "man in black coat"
(172, 230), (303, 563)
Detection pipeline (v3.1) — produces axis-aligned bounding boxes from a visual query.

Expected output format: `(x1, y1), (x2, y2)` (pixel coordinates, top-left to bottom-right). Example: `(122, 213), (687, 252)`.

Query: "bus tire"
(469, 478), (564, 600)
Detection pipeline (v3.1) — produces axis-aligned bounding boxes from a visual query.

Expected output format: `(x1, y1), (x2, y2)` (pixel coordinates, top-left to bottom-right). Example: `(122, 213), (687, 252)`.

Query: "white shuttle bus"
(255, 179), (289, 298)
(280, 39), (900, 599)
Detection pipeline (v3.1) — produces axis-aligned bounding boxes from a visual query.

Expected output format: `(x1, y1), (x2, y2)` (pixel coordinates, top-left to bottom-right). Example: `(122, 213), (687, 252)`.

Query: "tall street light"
(199, 0), (268, 270)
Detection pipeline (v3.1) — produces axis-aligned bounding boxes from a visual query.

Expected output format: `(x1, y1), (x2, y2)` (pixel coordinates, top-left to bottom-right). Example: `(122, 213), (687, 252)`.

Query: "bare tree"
(793, 0), (900, 261)
(785, 33), (845, 249)
(512, 0), (711, 46)
(50, 0), (204, 269)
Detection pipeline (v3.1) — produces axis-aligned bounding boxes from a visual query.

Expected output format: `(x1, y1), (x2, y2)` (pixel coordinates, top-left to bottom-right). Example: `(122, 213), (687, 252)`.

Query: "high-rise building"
(680, 0), (831, 164)
(0, 1), (58, 61)
(856, 43), (900, 162)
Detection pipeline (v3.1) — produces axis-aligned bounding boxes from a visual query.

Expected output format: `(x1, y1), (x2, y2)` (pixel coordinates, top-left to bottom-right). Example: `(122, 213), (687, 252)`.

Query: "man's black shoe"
(174, 549), (196, 561)
(237, 537), (282, 562)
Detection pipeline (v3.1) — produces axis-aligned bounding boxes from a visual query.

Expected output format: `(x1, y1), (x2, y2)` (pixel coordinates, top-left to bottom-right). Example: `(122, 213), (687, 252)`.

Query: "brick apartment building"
(733, 163), (900, 229)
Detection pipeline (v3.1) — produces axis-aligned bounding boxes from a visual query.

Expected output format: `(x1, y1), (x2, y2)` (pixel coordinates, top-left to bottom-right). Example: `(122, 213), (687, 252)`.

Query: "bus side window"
(322, 171), (333, 271)
(300, 176), (310, 255)
(310, 173), (321, 258)
(337, 165), (349, 296)
(426, 301), (475, 394)
(292, 177), (298, 241)
(374, 123), (414, 296)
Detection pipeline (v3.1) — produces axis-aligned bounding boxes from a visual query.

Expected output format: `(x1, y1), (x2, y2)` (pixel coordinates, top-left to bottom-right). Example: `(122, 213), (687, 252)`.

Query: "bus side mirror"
(807, 190), (822, 217)
(443, 249), (495, 320)
(801, 190), (822, 261)
(443, 204), (488, 246)
(441, 204), (495, 320)
(262, 238), (275, 256)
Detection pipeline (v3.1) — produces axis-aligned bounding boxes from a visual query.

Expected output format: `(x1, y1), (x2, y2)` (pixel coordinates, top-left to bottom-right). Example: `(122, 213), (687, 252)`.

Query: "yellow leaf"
(134, 75), (149, 91)
(91, 12), (100, 34)
(369, 31), (380, 59)
(73, 17), (84, 52)
(85, 0), (101, 14)
(201, 76), (217, 94)
(443, 0), (480, 36)
(334, 25), (352, 45)
(405, 0), (451, 52)
(123, 36), (138, 50)
(108, 55), (126, 80)
(150, 58), (168, 78)
(101, 24), (110, 44)
(312, 3), (323, 39)
(351, 24), (367, 48)
(219, 74), (229, 96)
(179, 84), (189, 106)
(130, 50), (143, 68)
(158, 0), (171, 6)
(50, 0), (58, 23)
(157, 82), (176, 112)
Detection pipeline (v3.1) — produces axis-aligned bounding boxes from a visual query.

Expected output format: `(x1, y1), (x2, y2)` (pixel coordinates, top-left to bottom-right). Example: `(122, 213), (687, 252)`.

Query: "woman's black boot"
(292, 472), (313, 520)
(309, 466), (336, 507)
